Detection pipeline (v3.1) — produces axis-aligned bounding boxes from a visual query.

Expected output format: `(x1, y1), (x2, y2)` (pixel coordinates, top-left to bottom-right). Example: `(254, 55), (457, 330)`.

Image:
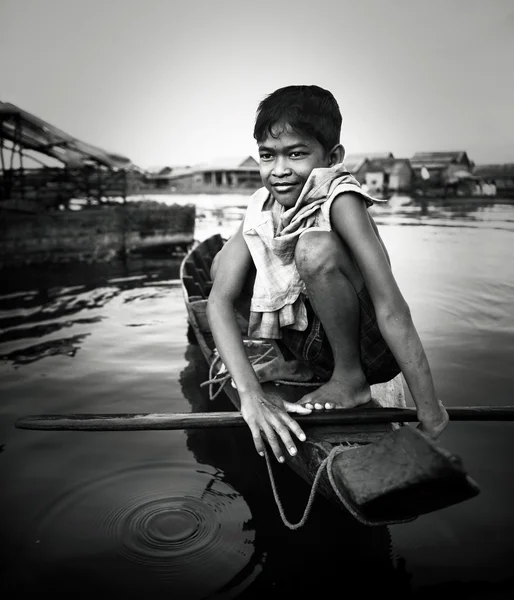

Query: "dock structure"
(0, 103), (195, 268)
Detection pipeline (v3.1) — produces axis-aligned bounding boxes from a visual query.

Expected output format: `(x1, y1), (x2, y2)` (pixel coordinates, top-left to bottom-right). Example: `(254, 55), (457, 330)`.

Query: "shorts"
(277, 287), (401, 385)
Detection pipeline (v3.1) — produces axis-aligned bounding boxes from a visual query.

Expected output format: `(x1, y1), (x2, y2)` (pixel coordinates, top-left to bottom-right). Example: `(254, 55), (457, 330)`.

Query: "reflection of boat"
(180, 234), (480, 526)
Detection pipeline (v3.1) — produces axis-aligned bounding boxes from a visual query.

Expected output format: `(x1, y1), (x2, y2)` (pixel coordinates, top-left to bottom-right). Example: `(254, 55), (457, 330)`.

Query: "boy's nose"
(271, 158), (292, 177)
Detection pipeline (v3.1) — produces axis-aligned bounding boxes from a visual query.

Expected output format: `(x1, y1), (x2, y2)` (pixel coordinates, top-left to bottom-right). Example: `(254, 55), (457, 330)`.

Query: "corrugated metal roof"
(0, 101), (133, 169)
(410, 151), (469, 166)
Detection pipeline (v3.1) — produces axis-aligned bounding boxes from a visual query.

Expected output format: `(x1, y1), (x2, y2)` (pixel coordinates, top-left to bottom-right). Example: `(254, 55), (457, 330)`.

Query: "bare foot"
(298, 375), (371, 411)
(254, 357), (314, 383)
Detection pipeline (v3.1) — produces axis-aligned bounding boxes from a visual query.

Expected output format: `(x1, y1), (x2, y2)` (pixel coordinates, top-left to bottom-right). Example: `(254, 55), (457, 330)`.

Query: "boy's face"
(257, 123), (334, 207)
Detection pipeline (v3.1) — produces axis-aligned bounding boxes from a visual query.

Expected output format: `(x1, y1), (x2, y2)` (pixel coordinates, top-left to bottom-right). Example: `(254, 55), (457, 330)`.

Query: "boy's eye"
(259, 153), (273, 161)
(290, 152), (306, 158)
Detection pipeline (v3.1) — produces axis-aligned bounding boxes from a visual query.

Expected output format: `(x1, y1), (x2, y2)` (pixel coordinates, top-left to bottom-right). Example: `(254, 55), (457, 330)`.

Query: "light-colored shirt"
(242, 162), (384, 339)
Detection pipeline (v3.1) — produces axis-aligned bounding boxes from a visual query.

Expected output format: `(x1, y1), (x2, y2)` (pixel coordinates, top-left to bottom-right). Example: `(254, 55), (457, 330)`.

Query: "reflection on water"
(1, 194), (514, 598)
(11, 462), (261, 599)
(138, 192), (514, 241)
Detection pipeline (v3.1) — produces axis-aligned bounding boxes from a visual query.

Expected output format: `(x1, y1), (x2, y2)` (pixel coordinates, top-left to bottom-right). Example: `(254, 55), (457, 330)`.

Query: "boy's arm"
(206, 224), (311, 462)
(330, 193), (449, 439)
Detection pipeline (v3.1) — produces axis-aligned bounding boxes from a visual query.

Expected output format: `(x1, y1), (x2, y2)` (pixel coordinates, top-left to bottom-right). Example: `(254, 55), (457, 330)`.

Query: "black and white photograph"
(1, 1), (513, 598)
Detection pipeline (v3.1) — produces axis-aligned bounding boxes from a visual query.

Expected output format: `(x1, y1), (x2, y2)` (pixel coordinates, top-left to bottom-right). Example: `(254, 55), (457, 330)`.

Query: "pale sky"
(1, 0), (513, 169)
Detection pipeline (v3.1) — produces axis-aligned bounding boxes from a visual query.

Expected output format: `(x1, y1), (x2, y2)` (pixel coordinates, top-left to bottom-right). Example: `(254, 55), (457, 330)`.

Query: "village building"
(360, 158), (413, 193)
(145, 156), (262, 193)
(343, 152), (394, 180)
(343, 153), (412, 193)
(472, 164), (514, 197)
(409, 151), (474, 188)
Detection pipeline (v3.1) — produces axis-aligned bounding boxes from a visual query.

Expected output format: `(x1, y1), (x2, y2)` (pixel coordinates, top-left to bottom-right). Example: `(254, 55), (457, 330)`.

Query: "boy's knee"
(294, 233), (339, 279)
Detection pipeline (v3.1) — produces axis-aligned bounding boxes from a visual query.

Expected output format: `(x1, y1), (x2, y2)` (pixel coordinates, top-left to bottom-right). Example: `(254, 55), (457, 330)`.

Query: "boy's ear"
(328, 144), (345, 166)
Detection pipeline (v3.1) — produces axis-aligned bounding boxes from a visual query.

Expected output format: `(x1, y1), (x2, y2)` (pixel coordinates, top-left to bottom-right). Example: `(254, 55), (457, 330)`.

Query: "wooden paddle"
(14, 406), (514, 431)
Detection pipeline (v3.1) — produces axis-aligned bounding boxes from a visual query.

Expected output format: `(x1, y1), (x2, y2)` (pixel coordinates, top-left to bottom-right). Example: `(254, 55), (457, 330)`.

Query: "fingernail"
(258, 451), (264, 457)
(278, 456), (285, 463)
(299, 433), (306, 441)
(325, 403), (333, 409)
(289, 447), (297, 456)
(305, 403), (313, 409)
(315, 403), (322, 410)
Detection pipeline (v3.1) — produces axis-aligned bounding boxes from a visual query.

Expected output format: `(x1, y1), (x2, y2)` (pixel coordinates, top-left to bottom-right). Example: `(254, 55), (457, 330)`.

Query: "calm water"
(1, 194), (514, 598)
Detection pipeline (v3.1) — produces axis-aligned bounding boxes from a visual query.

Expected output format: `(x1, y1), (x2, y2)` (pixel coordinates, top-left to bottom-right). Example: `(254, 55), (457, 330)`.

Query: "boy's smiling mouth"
(272, 183), (299, 192)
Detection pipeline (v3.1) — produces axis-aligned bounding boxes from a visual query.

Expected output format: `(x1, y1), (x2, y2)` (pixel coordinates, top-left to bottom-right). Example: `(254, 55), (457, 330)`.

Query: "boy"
(207, 85), (449, 463)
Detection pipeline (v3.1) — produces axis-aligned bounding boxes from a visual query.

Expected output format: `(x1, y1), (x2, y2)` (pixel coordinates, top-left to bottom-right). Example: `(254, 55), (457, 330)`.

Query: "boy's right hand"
(416, 401), (449, 440)
(239, 389), (312, 462)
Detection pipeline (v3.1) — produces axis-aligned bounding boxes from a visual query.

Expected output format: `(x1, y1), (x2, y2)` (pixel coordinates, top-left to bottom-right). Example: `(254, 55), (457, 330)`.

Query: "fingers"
(281, 412), (308, 445)
(416, 421), (447, 440)
(248, 423), (265, 457)
(250, 415), (307, 463)
(262, 425), (288, 463)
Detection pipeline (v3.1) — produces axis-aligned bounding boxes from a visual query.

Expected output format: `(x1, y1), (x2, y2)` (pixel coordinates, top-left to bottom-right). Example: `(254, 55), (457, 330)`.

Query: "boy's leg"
(294, 230), (371, 409)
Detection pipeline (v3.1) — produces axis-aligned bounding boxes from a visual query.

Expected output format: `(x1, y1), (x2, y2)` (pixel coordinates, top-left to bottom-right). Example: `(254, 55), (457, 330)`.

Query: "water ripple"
(31, 462), (263, 598)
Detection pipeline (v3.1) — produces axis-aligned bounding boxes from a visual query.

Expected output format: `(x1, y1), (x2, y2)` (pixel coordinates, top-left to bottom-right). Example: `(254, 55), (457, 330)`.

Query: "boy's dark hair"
(253, 85), (342, 153)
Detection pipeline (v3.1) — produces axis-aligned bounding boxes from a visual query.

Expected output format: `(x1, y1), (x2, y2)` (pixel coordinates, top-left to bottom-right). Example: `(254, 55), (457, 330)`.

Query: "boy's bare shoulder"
(216, 223), (253, 269)
(329, 190), (376, 225)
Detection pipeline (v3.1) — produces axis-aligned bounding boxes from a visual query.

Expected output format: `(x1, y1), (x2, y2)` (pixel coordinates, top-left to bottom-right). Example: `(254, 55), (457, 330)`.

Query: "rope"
(262, 444), (354, 529)
(200, 342), (320, 400)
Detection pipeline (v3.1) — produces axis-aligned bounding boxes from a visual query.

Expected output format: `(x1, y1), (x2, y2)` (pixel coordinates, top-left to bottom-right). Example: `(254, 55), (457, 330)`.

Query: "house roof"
(364, 157), (412, 175)
(410, 151), (470, 167)
(344, 153), (394, 173)
(146, 156), (260, 180)
(343, 158), (368, 173)
(472, 163), (514, 178)
(345, 152), (394, 161)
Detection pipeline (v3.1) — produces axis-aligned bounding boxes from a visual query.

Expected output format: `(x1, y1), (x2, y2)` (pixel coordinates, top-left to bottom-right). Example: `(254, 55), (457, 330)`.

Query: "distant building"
(145, 156), (262, 193)
(472, 164), (514, 196)
(344, 152), (395, 180)
(359, 158), (413, 193)
(409, 151), (473, 187)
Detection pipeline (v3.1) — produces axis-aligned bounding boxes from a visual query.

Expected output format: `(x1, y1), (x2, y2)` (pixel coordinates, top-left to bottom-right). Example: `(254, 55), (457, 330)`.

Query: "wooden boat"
(180, 233), (480, 527)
